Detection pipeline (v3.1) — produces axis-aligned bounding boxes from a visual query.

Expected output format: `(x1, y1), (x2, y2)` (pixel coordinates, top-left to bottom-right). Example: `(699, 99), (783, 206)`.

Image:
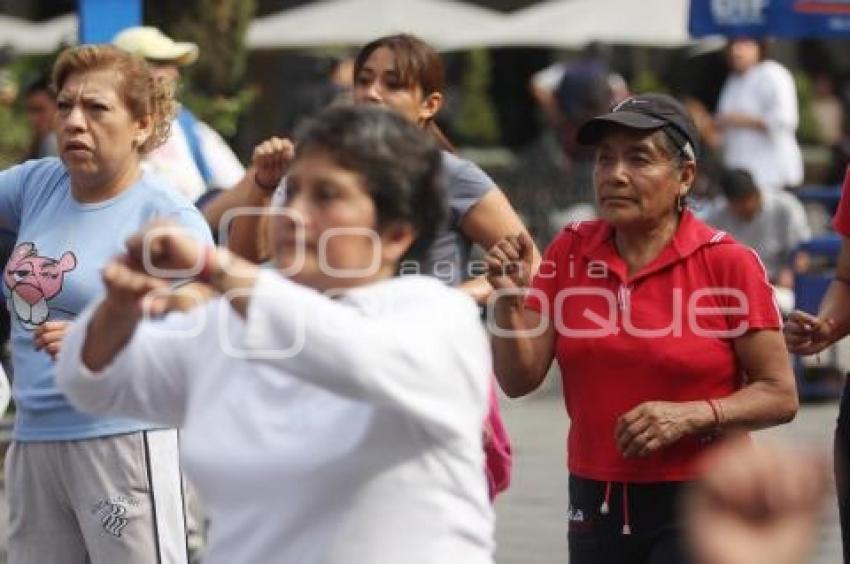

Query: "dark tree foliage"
(145, 0), (256, 137)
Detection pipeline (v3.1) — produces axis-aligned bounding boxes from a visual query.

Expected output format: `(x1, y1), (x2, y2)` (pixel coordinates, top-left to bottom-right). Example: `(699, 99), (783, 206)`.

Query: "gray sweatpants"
(5, 429), (188, 564)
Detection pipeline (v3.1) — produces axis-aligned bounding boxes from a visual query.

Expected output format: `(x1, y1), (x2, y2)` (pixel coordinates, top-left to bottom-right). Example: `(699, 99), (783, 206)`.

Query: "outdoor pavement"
(0, 381), (840, 563)
(494, 376), (843, 564)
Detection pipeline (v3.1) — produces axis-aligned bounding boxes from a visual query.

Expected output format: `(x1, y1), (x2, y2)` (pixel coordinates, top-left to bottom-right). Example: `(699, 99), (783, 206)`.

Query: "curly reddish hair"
(52, 44), (176, 154)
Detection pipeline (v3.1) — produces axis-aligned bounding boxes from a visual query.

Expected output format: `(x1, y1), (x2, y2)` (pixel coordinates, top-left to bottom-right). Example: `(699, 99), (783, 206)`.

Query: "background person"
(486, 93), (798, 564)
(715, 37), (803, 194)
(352, 34), (539, 300)
(0, 44), (212, 564)
(112, 26), (245, 215)
(230, 34), (541, 301)
(58, 105), (495, 564)
(704, 168), (811, 312)
(22, 74), (58, 160)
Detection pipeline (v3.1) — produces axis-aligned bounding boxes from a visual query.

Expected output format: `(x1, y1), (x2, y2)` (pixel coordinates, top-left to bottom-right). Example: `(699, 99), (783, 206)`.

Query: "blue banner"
(79, 0), (142, 44)
(689, 0), (850, 37)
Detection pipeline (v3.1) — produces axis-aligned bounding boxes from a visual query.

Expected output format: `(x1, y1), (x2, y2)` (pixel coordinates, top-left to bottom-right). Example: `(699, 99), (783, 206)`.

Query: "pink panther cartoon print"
(4, 243), (76, 331)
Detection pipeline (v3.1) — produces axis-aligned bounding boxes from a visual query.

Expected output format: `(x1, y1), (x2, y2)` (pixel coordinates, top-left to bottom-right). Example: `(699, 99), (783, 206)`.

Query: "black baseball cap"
(576, 93), (700, 160)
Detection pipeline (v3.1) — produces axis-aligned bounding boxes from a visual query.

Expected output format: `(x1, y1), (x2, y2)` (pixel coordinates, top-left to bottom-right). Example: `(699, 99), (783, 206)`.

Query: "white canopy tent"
(0, 0), (711, 56)
(0, 13), (77, 54)
(35, 13), (78, 51)
(456, 0), (693, 49)
(0, 15), (36, 52)
(246, 0), (506, 51)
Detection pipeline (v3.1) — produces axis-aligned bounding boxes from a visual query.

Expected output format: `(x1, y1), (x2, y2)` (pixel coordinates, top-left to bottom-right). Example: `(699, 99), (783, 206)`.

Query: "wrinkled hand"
(484, 232), (535, 292)
(253, 136), (295, 191)
(686, 440), (827, 564)
(615, 400), (703, 458)
(783, 310), (836, 355)
(123, 220), (206, 279)
(33, 320), (72, 359)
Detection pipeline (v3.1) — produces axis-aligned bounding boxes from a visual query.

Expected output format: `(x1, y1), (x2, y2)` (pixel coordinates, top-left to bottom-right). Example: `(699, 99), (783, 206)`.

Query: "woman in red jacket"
(487, 93), (798, 563)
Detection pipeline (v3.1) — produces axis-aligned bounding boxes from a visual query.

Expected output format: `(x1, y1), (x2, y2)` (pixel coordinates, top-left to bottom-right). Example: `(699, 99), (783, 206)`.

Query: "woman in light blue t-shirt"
(0, 45), (211, 564)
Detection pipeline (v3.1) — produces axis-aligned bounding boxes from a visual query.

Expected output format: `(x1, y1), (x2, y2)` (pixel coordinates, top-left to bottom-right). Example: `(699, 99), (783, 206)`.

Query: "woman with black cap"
(485, 93), (798, 563)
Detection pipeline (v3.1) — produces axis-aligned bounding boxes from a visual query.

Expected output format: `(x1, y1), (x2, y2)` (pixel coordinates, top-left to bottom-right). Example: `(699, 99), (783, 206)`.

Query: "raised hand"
(686, 440), (827, 564)
(484, 231), (535, 291)
(783, 310), (836, 355)
(123, 220), (207, 279)
(253, 136), (295, 192)
(101, 258), (172, 318)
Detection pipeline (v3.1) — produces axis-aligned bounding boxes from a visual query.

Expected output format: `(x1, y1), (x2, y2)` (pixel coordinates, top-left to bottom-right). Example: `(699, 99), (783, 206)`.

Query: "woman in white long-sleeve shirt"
(56, 105), (494, 564)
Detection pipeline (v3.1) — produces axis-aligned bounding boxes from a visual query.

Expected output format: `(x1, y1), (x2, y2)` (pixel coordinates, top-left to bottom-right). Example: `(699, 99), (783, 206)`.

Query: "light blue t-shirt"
(0, 158), (213, 441)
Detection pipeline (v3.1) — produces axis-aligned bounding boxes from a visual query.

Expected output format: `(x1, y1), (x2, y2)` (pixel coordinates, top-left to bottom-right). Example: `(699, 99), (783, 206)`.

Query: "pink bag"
(483, 378), (512, 500)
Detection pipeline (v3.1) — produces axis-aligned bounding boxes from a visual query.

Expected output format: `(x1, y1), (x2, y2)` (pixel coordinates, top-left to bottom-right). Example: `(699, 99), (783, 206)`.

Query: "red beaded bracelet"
(707, 398), (726, 430)
(706, 399), (720, 428)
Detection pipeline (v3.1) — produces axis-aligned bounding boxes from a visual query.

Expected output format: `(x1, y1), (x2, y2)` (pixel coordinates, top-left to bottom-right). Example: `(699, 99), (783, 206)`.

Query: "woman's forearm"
(81, 300), (143, 372)
(491, 300), (553, 398)
(202, 169), (271, 258)
(718, 329), (798, 433)
(818, 279), (850, 344)
(205, 248), (261, 318)
(718, 379), (798, 432)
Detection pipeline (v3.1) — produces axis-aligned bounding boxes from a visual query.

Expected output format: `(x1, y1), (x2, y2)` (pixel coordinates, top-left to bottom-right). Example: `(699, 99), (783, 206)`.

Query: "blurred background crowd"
(0, 1), (849, 236)
(0, 0), (850, 386)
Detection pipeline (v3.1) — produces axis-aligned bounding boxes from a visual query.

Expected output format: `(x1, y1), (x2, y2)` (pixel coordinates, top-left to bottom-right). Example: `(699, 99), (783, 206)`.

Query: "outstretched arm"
(785, 236), (850, 355)
(486, 232), (555, 397)
(56, 257), (199, 426)
(116, 223), (490, 435)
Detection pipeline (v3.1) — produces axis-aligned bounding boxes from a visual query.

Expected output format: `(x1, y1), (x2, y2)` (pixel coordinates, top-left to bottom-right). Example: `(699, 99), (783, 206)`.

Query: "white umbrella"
(247, 0), (506, 51)
(0, 13), (77, 54)
(462, 0), (693, 49)
(34, 13), (78, 51)
(0, 14), (41, 53)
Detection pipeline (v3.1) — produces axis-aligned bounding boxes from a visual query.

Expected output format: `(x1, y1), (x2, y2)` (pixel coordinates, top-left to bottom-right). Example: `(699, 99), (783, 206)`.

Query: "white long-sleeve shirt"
(57, 272), (494, 564)
(718, 60), (804, 193)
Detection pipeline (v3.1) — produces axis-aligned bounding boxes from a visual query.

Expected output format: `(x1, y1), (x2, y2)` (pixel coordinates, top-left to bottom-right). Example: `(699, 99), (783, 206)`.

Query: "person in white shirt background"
(57, 104), (494, 564)
(22, 75), (58, 161)
(112, 26), (245, 207)
(716, 37), (804, 194)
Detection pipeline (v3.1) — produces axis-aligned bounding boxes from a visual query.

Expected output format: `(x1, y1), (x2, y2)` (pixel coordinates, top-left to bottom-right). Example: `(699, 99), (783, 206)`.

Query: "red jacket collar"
(571, 210), (730, 283)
